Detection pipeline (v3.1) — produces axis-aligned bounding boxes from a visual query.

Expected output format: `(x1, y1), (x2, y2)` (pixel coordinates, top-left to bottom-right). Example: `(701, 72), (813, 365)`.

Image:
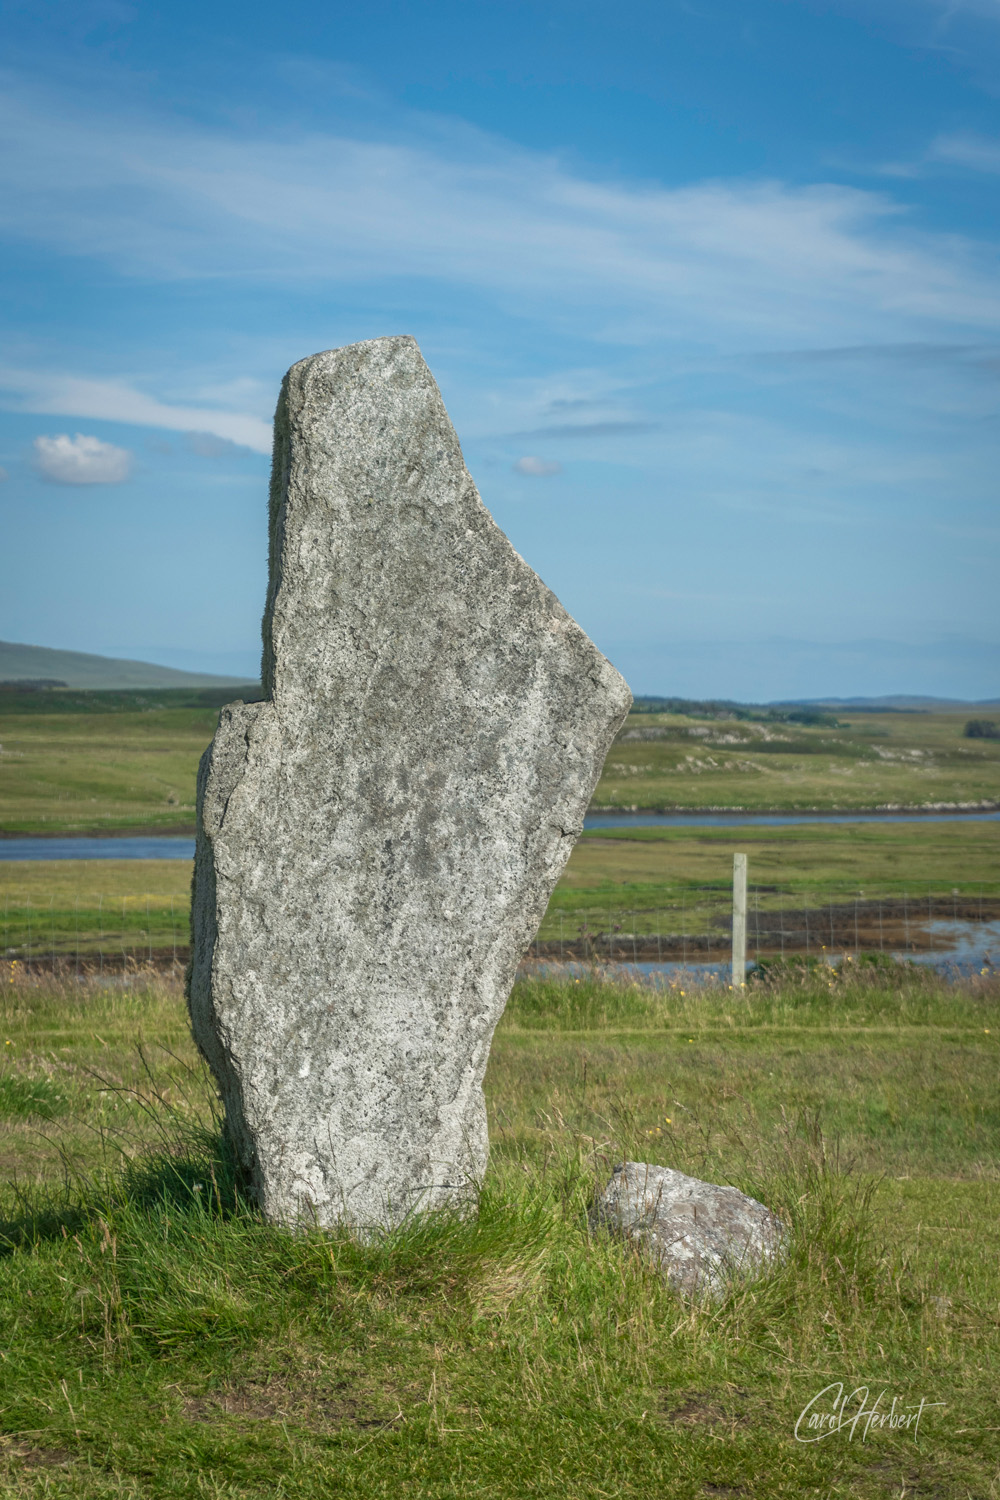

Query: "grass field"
(0, 707), (216, 835)
(2, 698), (997, 1493)
(561, 817), (1000, 904)
(0, 964), (996, 1497)
(0, 863), (190, 963)
(541, 820), (1000, 954)
(2, 695), (999, 835)
(4, 816), (999, 961)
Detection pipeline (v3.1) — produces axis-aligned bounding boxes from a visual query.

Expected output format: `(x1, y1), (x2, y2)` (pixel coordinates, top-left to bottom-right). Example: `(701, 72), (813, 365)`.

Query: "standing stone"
(188, 336), (631, 1231)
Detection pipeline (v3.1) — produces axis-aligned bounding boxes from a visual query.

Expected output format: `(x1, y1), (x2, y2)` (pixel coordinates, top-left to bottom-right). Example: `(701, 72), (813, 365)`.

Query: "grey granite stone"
(592, 1161), (786, 1297)
(188, 335), (631, 1231)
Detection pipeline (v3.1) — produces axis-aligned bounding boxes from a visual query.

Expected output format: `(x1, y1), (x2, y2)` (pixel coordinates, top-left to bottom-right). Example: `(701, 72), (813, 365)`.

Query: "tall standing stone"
(188, 336), (630, 1230)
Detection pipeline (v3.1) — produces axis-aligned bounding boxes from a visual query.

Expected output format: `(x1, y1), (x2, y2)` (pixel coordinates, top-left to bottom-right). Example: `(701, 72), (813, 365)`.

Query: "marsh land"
(2, 690), (998, 965)
(2, 692), (998, 838)
(1, 689), (997, 1495)
(4, 816), (1000, 965)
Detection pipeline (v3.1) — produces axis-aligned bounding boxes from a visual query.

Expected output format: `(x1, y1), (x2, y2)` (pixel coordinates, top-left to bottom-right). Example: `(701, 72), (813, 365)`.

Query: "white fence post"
(732, 853), (747, 987)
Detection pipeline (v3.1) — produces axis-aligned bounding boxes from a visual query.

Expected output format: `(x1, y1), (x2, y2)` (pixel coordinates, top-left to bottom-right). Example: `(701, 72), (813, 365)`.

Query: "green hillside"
(0, 640), (255, 691)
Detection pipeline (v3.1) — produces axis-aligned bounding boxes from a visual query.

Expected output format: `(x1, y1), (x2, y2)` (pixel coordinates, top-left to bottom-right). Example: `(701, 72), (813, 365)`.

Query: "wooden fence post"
(732, 853), (747, 987)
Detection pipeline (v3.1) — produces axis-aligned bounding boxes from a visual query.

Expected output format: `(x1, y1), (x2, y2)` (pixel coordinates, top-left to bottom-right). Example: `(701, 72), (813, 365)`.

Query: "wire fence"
(3, 894), (186, 973)
(3, 881), (999, 974)
(528, 881), (1000, 968)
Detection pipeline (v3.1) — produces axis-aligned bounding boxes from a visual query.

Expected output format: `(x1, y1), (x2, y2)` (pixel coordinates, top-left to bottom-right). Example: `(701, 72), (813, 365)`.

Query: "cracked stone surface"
(188, 335), (631, 1230)
(592, 1162), (787, 1297)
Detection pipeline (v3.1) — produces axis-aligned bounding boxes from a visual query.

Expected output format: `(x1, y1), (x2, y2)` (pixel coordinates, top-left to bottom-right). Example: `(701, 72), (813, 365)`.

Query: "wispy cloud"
(1, 73), (999, 351)
(33, 433), (131, 484)
(509, 419), (658, 440)
(755, 341), (995, 367)
(929, 132), (1000, 172)
(185, 432), (244, 458)
(513, 456), (562, 476)
(855, 131), (1000, 181)
(0, 367), (272, 452)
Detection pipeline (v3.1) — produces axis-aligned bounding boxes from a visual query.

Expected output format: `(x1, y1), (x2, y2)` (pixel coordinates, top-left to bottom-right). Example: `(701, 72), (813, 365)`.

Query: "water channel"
(1, 808), (997, 860)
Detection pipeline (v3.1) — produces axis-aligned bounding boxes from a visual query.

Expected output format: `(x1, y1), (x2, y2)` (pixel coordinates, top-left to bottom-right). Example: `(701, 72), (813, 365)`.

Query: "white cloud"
(33, 433), (132, 484)
(0, 76), (998, 351)
(513, 456), (563, 476)
(0, 368), (272, 453)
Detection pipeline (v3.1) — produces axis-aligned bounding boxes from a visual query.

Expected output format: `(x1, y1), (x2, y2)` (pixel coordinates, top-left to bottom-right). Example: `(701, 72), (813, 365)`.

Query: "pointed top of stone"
(263, 335), (486, 704)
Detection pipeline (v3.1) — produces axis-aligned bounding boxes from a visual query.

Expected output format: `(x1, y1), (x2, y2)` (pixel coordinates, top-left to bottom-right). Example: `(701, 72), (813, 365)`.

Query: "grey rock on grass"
(188, 335), (631, 1232)
(592, 1161), (786, 1297)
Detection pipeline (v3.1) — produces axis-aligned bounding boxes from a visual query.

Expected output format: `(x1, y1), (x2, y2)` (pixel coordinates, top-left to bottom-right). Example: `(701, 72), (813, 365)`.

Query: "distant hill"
(0, 641), (257, 691)
(631, 693), (1000, 720)
(773, 695), (1000, 711)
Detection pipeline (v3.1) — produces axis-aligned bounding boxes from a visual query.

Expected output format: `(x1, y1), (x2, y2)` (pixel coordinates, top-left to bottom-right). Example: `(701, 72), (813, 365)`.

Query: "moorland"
(597, 706), (1000, 813)
(0, 688), (249, 837)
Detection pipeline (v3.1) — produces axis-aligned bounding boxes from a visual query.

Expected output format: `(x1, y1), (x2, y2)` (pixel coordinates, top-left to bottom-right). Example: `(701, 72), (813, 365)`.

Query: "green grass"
(0, 703), (232, 835)
(3, 698), (999, 835)
(578, 817), (1000, 888)
(0, 965), (997, 1497)
(0, 861), (191, 960)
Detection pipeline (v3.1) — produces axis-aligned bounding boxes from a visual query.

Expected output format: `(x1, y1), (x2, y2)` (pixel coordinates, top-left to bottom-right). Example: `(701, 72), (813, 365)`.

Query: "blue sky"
(0, 0), (998, 698)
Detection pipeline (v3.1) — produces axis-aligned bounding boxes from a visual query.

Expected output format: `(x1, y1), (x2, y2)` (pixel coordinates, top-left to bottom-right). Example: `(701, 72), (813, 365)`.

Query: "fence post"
(732, 853), (747, 987)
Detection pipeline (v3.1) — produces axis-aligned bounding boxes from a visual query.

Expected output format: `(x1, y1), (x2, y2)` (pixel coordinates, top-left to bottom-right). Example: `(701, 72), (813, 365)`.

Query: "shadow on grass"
(0, 1128), (255, 1255)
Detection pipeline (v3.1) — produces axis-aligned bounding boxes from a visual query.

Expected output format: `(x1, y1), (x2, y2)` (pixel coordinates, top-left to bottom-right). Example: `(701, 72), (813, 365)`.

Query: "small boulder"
(592, 1161), (786, 1298)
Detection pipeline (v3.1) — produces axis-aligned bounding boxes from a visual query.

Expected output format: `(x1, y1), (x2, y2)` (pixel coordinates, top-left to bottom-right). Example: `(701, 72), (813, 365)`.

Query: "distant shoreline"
(587, 801), (1000, 817)
(3, 802), (999, 839)
(0, 826), (198, 839)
